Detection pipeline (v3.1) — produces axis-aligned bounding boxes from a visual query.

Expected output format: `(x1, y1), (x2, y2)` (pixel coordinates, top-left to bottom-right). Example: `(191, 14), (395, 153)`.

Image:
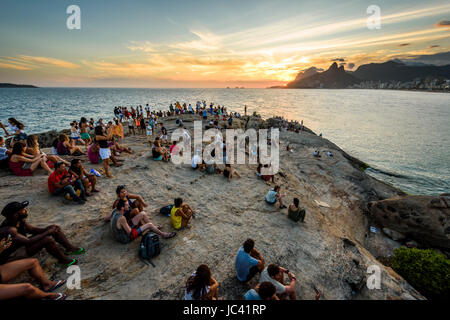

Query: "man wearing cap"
(0, 201), (84, 267)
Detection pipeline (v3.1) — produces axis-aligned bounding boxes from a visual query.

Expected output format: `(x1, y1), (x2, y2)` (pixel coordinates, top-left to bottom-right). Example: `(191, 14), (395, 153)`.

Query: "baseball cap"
(1, 201), (29, 218)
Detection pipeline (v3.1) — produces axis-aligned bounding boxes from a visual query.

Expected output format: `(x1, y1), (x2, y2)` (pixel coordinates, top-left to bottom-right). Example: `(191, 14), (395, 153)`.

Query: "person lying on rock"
(0, 201), (83, 267)
(244, 282), (279, 300)
(111, 185), (148, 221)
(235, 238), (265, 283)
(185, 264), (219, 300)
(0, 256), (67, 300)
(48, 162), (86, 205)
(110, 199), (176, 244)
(265, 185), (287, 209)
(259, 264), (297, 300)
(170, 198), (195, 230)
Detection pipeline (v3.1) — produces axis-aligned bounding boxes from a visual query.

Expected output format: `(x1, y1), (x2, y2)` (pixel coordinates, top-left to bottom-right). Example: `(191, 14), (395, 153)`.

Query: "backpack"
(139, 232), (161, 267)
(288, 208), (305, 222)
(159, 205), (173, 217)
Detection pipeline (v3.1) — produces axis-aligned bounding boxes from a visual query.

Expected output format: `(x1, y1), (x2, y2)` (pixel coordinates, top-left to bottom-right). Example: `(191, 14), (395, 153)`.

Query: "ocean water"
(0, 88), (448, 196)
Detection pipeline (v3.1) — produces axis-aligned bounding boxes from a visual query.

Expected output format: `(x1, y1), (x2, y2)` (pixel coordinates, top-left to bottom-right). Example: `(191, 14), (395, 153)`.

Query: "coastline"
(2, 112), (447, 299)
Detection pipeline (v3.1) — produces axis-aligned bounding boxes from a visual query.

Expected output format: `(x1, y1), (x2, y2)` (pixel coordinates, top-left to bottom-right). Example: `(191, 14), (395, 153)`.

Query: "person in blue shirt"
(202, 109), (208, 120)
(265, 185), (287, 209)
(235, 238), (265, 282)
(244, 282), (278, 300)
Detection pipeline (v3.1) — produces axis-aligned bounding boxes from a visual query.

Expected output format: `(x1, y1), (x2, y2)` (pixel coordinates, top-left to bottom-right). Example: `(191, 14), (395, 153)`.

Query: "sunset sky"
(0, 0), (449, 88)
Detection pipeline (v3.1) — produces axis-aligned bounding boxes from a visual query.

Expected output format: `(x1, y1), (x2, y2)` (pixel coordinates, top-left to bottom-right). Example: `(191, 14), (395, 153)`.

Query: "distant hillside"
(287, 62), (359, 88)
(351, 61), (450, 82)
(0, 83), (38, 88)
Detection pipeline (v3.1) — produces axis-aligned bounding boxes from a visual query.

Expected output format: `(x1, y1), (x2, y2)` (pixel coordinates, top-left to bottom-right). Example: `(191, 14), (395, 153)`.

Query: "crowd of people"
(0, 100), (314, 300)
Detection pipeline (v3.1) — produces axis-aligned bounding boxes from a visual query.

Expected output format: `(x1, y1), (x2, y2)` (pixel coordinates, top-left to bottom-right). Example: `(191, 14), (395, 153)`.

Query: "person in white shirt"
(259, 264), (297, 300)
(191, 152), (204, 170)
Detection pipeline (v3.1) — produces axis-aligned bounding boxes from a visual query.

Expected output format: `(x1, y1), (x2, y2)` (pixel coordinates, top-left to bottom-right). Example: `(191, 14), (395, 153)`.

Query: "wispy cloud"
(0, 55), (79, 70)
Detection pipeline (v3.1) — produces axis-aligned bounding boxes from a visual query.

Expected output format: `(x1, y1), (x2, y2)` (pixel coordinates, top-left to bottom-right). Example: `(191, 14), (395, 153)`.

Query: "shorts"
(192, 165), (198, 170)
(99, 148), (111, 160)
(22, 162), (32, 170)
(80, 133), (91, 140)
(153, 155), (163, 161)
(13, 133), (27, 141)
(265, 198), (276, 205)
(71, 136), (80, 140)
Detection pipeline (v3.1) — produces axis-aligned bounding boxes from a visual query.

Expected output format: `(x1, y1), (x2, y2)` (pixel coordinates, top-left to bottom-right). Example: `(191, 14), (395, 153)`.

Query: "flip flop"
(52, 293), (68, 300)
(55, 258), (78, 268)
(68, 247), (85, 255)
(164, 232), (176, 239)
(45, 280), (66, 293)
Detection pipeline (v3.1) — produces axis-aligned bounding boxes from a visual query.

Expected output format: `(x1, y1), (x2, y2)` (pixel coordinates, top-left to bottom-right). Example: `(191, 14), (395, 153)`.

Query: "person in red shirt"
(48, 162), (86, 205)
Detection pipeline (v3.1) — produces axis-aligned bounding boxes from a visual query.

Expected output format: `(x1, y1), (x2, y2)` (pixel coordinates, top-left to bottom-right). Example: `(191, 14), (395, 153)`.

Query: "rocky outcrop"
(5, 129), (71, 148)
(368, 195), (450, 250)
(287, 62), (359, 89)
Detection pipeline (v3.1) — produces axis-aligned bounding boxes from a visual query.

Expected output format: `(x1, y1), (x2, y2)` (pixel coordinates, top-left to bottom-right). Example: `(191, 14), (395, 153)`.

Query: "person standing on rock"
(235, 238), (265, 283)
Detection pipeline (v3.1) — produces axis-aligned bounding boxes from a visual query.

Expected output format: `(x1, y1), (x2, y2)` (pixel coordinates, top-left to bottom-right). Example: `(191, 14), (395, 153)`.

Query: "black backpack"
(159, 204), (173, 217)
(139, 232), (161, 267)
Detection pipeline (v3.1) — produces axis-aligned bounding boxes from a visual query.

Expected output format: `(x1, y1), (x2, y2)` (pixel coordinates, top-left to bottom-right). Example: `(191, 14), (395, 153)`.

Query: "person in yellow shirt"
(112, 119), (124, 143)
(170, 198), (195, 230)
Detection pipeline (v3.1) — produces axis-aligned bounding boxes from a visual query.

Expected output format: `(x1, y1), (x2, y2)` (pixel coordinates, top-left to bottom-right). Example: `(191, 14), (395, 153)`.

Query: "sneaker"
(280, 205), (287, 209)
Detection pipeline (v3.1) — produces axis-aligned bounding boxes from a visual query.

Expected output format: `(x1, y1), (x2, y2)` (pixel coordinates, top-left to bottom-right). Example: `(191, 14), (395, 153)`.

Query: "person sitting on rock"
(110, 199), (176, 244)
(56, 134), (84, 156)
(288, 198), (305, 223)
(170, 198), (195, 230)
(0, 137), (11, 170)
(68, 159), (100, 196)
(110, 185), (148, 221)
(0, 255), (67, 300)
(9, 141), (53, 176)
(152, 137), (170, 161)
(48, 162), (86, 205)
(258, 163), (275, 185)
(244, 282), (278, 300)
(185, 264), (219, 300)
(25, 135), (70, 168)
(0, 201), (84, 268)
(265, 185), (287, 209)
(223, 163), (240, 182)
(313, 150), (321, 158)
(259, 264), (297, 300)
(235, 238), (265, 283)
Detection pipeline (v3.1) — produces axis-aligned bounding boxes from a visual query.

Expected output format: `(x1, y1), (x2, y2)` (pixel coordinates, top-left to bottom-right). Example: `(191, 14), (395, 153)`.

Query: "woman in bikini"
(68, 159), (100, 196)
(57, 134), (84, 156)
(25, 135), (70, 167)
(79, 117), (92, 146)
(152, 137), (169, 161)
(9, 142), (53, 176)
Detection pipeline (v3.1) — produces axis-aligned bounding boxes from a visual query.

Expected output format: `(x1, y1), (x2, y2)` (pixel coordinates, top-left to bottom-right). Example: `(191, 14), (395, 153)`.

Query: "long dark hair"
(69, 159), (82, 176)
(8, 118), (24, 130)
(11, 141), (26, 155)
(94, 126), (104, 136)
(186, 264), (212, 300)
(26, 135), (38, 149)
